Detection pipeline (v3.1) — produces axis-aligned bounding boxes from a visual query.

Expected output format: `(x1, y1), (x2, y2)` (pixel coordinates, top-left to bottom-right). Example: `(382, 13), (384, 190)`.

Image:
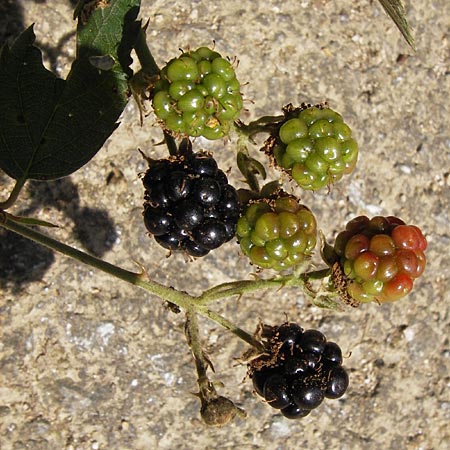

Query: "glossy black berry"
(281, 403), (311, 420)
(284, 356), (308, 376)
(148, 183), (170, 209)
(278, 323), (303, 356)
(299, 329), (326, 354)
(252, 369), (273, 397)
(142, 151), (240, 257)
(182, 238), (210, 257)
(263, 374), (291, 409)
(144, 207), (172, 236)
(277, 323), (303, 344)
(218, 185), (240, 218)
(186, 154), (218, 177)
(322, 342), (343, 366)
(302, 351), (321, 371)
(173, 199), (204, 231)
(192, 219), (227, 250)
(325, 366), (349, 399)
(192, 178), (221, 206)
(248, 322), (349, 420)
(216, 170), (229, 186)
(292, 382), (324, 410)
(143, 160), (171, 188)
(154, 233), (182, 250)
(165, 171), (193, 201)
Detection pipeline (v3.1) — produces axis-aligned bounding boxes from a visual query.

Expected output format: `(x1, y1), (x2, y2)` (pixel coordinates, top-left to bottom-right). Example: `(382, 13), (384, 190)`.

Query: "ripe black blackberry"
(142, 151), (240, 257)
(248, 322), (349, 419)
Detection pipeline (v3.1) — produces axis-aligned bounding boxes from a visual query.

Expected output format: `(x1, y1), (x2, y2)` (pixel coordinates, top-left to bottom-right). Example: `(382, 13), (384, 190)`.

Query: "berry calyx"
(248, 322), (349, 420)
(263, 103), (358, 190)
(151, 47), (243, 140)
(142, 151), (240, 257)
(331, 215), (427, 305)
(236, 193), (317, 271)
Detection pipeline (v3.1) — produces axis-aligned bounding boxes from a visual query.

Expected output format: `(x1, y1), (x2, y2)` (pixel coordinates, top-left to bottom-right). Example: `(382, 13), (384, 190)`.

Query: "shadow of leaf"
(0, 228), (55, 291)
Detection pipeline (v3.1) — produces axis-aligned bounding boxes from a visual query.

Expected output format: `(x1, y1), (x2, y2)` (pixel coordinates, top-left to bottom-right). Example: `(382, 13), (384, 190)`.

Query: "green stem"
(196, 305), (265, 352)
(0, 212), (265, 350)
(198, 269), (331, 305)
(0, 177), (26, 210)
(185, 310), (211, 391)
(0, 211), (190, 306)
(133, 24), (159, 77)
(234, 115), (283, 138)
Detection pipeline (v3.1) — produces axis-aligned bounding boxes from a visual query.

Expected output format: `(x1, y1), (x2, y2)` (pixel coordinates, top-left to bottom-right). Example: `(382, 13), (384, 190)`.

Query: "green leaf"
(0, 0), (140, 181)
(378, 0), (415, 50)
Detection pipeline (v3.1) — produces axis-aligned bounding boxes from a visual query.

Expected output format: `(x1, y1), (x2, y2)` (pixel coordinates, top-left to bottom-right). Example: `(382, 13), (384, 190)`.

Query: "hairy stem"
(196, 305), (265, 352)
(198, 270), (332, 305)
(185, 310), (212, 392)
(0, 212), (265, 349)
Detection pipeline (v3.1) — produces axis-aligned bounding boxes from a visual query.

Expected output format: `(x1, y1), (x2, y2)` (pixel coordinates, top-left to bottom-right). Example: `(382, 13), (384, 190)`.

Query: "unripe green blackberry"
(331, 216), (427, 305)
(152, 47), (243, 140)
(236, 195), (317, 271)
(264, 104), (358, 190)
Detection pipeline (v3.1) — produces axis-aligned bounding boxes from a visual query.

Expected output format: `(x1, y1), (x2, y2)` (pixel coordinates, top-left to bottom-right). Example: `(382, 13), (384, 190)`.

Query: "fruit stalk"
(185, 309), (212, 387)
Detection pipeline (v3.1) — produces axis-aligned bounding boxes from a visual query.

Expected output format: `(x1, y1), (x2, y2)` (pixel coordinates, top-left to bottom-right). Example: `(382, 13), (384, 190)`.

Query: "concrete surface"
(0, 0), (449, 449)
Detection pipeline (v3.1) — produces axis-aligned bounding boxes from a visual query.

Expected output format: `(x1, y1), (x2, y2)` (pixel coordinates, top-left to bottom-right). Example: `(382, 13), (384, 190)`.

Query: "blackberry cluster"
(152, 46), (243, 140)
(332, 215), (427, 305)
(236, 195), (317, 271)
(142, 152), (240, 256)
(264, 104), (358, 190)
(249, 323), (349, 419)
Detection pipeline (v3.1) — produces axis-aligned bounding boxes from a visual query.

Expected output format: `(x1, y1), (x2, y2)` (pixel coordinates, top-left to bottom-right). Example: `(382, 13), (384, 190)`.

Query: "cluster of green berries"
(236, 195), (317, 271)
(332, 216), (427, 304)
(151, 47), (243, 140)
(265, 104), (358, 190)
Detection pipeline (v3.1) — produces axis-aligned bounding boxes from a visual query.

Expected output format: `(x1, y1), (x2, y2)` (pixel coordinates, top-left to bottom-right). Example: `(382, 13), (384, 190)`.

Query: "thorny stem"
(234, 114), (284, 139)
(197, 268), (330, 306)
(185, 310), (213, 395)
(196, 305), (265, 352)
(0, 212), (267, 350)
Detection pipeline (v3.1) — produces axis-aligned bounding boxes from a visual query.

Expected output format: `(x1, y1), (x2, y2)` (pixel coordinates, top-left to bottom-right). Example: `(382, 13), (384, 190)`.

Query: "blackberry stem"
(234, 115), (283, 138)
(197, 271), (327, 305)
(185, 309), (214, 397)
(0, 211), (264, 350)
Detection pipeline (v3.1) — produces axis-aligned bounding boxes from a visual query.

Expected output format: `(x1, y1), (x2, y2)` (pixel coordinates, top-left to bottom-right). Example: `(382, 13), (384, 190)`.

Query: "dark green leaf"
(378, 0), (415, 50)
(0, 0), (140, 181)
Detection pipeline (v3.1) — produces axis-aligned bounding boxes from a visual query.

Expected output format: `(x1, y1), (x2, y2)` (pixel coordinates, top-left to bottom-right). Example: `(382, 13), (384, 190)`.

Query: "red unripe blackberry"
(331, 215), (427, 305)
